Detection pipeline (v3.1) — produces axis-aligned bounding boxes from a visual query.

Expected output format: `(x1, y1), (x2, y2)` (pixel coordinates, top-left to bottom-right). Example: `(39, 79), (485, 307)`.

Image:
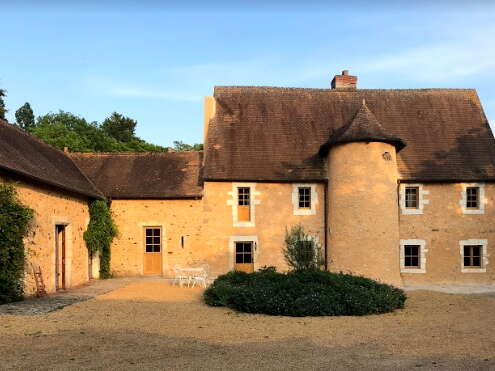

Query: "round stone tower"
(320, 100), (406, 287)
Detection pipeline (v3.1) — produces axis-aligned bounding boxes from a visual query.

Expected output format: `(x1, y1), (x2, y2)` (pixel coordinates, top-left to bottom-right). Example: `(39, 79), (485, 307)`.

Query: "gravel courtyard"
(1, 279), (494, 370)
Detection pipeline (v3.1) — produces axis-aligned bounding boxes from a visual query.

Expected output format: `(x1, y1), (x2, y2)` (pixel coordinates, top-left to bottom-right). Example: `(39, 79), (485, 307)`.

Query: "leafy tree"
(30, 111), (168, 153)
(283, 224), (324, 271)
(84, 200), (117, 279)
(101, 112), (137, 142)
(172, 140), (204, 151)
(15, 102), (35, 130)
(0, 89), (7, 120)
(0, 184), (33, 303)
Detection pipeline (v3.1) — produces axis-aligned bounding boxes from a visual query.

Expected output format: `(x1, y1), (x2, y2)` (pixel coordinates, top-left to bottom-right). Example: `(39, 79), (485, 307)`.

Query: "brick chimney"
(331, 70), (357, 89)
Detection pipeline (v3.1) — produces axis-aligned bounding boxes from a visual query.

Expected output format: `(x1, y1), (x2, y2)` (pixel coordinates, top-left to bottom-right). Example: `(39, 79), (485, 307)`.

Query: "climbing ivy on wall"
(0, 183), (33, 304)
(84, 200), (117, 279)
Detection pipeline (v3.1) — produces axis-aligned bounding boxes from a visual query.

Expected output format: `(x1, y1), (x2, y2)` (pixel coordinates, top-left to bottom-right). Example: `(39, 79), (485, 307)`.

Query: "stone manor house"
(2, 70), (495, 294)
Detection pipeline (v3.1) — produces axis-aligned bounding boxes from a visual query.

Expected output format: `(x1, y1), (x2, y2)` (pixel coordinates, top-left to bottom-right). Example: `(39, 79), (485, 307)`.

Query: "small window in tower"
(466, 187), (479, 209)
(405, 187), (419, 209)
(404, 245), (420, 268)
(463, 245), (482, 268)
(298, 187), (311, 209)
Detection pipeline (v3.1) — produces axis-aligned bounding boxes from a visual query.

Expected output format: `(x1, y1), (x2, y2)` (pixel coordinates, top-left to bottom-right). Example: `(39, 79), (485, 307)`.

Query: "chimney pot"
(331, 70), (357, 90)
(63, 147), (69, 153)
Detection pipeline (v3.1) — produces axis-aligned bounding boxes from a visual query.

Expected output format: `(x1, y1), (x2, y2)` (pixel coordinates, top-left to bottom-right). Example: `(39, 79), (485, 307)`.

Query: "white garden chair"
(173, 265), (190, 287)
(190, 264), (209, 288)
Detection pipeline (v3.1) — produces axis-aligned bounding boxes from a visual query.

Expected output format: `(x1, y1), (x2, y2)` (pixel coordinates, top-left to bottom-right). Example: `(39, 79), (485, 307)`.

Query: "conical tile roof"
(320, 99), (406, 155)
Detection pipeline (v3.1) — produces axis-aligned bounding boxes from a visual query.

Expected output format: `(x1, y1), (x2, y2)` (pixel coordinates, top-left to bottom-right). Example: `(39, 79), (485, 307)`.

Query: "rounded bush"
(204, 268), (406, 316)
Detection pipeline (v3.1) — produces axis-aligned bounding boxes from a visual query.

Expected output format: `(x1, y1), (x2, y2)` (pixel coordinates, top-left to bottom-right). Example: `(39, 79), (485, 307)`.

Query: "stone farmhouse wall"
(399, 183), (495, 285)
(1, 177), (91, 295)
(109, 182), (325, 278)
(109, 199), (204, 277)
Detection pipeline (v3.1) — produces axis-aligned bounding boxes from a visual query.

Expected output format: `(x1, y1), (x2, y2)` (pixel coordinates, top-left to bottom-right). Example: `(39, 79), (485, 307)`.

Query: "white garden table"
(175, 267), (207, 287)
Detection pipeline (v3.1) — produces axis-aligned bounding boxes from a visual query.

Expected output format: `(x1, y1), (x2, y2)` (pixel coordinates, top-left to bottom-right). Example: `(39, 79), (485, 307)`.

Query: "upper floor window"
(238, 187), (250, 206)
(460, 184), (485, 214)
(292, 184), (318, 216)
(400, 184), (428, 215)
(298, 187), (311, 209)
(237, 187), (251, 222)
(405, 187), (419, 209)
(466, 187), (479, 209)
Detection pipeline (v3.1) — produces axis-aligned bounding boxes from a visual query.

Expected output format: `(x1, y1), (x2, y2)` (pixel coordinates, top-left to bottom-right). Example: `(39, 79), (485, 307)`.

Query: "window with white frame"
(227, 183), (260, 227)
(459, 239), (487, 273)
(399, 239), (426, 273)
(292, 184), (318, 215)
(399, 184), (429, 215)
(460, 184), (485, 214)
(405, 186), (419, 209)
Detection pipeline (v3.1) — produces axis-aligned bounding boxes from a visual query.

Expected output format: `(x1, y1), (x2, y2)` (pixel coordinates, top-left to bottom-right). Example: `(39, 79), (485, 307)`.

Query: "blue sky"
(2, 1), (495, 147)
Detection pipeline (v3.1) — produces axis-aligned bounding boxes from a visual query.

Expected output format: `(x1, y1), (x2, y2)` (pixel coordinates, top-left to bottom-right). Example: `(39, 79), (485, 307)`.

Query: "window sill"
(461, 268), (486, 273)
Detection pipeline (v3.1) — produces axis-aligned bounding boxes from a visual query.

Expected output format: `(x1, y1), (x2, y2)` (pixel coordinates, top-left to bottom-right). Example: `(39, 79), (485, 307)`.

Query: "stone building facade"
(2, 70), (495, 294)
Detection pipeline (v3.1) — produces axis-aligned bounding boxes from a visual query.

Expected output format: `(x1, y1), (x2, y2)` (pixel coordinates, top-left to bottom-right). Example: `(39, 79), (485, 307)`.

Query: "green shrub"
(204, 269), (406, 316)
(283, 224), (324, 271)
(84, 200), (117, 279)
(0, 184), (33, 304)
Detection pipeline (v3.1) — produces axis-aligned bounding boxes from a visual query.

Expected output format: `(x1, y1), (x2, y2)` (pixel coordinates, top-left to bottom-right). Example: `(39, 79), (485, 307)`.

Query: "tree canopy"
(0, 90), (7, 120)
(172, 140), (203, 151)
(101, 112), (137, 142)
(15, 102), (35, 131)
(29, 111), (168, 153)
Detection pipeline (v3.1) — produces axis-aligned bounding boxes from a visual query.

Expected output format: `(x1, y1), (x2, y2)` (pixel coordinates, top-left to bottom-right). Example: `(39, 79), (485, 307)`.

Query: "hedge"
(204, 268), (406, 316)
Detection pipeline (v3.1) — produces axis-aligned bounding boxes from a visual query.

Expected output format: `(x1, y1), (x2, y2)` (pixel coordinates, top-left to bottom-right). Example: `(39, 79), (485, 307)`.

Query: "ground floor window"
(463, 245), (482, 267)
(235, 242), (253, 264)
(460, 239), (487, 273)
(229, 236), (258, 273)
(404, 245), (420, 268)
(400, 239), (426, 273)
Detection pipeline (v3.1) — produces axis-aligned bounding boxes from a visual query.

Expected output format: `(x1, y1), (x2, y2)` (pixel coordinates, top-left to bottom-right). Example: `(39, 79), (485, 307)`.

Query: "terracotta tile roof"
(204, 87), (495, 182)
(319, 99), (406, 154)
(0, 120), (103, 199)
(70, 152), (203, 199)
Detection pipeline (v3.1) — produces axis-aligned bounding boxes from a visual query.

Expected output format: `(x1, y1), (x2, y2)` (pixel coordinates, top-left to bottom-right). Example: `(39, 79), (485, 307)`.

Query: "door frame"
(54, 224), (67, 290)
(228, 235), (259, 272)
(142, 225), (163, 275)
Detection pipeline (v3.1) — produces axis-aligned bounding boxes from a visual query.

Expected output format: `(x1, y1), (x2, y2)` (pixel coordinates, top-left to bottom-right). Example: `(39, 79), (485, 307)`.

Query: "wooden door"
(55, 225), (66, 290)
(144, 227), (162, 275)
(235, 241), (254, 273)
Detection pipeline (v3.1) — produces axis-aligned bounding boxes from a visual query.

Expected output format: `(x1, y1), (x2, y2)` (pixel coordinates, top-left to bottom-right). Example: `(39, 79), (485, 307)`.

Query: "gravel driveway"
(1, 278), (494, 370)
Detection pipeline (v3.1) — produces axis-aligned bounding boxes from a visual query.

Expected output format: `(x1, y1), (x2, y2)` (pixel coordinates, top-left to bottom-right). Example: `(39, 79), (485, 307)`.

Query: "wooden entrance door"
(55, 225), (66, 290)
(235, 241), (254, 273)
(144, 227), (162, 275)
